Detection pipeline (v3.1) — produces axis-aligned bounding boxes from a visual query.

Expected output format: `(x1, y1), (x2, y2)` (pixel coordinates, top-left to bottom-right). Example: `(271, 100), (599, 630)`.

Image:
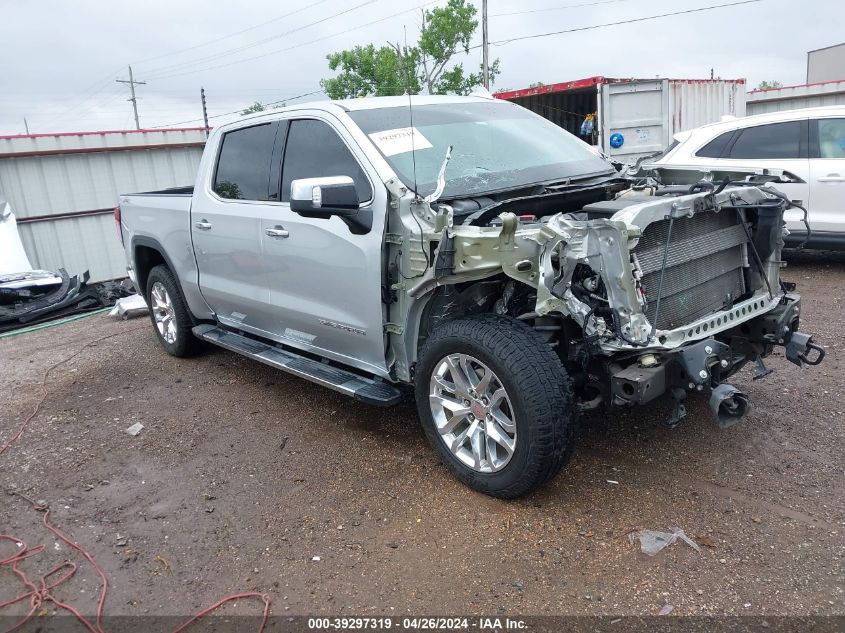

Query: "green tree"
(321, 0), (498, 99)
(324, 44), (420, 98)
(241, 102), (266, 115)
(755, 80), (783, 91)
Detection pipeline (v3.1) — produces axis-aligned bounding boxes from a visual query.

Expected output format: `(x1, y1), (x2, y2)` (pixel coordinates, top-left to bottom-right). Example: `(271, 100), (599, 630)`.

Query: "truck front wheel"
(415, 314), (575, 498)
(145, 265), (203, 358)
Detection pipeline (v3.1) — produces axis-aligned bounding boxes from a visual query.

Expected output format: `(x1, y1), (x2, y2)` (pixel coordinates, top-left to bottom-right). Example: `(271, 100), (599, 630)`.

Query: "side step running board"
(192, 324), (402, 406)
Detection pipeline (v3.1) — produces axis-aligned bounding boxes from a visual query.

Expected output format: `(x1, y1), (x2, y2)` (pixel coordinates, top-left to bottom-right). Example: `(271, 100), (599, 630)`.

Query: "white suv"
(652, 106), (845, 249)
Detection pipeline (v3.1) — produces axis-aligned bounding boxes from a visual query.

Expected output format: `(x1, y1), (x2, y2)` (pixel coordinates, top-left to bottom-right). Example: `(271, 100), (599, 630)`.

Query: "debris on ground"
(697, 534), (718, 548)
(628, 527), (702, 556)
(1, 196), (136, 333)
(153, 555), (171, 573)
(658, 604), (675, 615)
(124, 422), (144, 436)
(0, 267), (103, 332)
(109, 294), (148, 319)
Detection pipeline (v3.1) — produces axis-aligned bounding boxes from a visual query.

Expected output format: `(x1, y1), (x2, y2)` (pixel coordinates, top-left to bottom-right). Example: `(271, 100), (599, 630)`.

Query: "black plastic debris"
(0, 269), (134, 333)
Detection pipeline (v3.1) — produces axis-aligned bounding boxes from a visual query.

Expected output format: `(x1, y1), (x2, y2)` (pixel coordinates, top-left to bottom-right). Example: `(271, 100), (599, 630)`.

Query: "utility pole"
(23, 118), (30, 135)
(200, 87), (210, 137)
(116, 65), (146, 130)
(482, 0), (489, 89)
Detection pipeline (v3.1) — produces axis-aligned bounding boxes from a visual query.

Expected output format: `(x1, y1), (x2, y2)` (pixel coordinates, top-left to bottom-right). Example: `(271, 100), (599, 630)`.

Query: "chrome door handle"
(818, 174), (845, 182)
(265, 226), (290, 238)
(194, 220), (212, 230)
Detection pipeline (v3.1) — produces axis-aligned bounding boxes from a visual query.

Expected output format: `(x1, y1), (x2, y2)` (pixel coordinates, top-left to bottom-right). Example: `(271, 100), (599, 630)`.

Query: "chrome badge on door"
(319, 319), (366, 336)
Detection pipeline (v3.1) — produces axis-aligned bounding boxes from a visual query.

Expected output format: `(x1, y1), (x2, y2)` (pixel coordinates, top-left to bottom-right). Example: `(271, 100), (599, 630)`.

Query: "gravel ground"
(1, 251), (843, 622)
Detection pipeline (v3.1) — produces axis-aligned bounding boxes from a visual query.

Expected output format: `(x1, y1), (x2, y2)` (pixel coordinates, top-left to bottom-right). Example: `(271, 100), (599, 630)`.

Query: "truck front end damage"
(393, 181), (824, 428)
(535, 186), (825, 426)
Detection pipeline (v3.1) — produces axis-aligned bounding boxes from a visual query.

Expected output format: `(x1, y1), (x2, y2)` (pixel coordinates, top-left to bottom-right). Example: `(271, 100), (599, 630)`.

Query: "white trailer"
(495, 76), (747, 163)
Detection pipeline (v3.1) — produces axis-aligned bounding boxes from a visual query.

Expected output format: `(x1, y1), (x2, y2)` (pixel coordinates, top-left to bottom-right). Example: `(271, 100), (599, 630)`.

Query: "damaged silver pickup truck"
(117, 95), (824, 498)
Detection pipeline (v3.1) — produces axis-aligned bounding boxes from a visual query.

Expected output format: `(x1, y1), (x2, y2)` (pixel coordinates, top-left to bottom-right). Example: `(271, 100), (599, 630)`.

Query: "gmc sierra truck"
(116, 94), (824, 498)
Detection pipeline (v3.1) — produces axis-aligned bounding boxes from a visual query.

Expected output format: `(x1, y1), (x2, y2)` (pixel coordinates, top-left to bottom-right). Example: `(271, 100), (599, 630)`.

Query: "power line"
(152, 89), (325, 129)
(40, 85), (128, 131)
(133, 0), (335, 65)
(143, 0), (442, 81)
(41, 69), (124, 127)
(491, 0), (636, 18)
(141, 0), (380, 79)
(483, 0), (764, 47)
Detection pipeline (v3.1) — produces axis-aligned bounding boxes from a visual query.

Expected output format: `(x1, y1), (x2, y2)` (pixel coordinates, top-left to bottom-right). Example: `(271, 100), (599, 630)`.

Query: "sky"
(0, 0), (840, 136)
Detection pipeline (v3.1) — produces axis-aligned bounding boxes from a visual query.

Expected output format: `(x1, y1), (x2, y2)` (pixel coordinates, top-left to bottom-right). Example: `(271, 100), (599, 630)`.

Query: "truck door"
(599, 79), (670, 163)
(257, 116), (389, 377)
(808, 116), (845, 236)
(191, 121), (279, 330)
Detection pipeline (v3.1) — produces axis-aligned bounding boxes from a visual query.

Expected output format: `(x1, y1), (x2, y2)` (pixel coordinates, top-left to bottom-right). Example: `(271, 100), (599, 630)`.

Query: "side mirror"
(289, 176), (360, 217)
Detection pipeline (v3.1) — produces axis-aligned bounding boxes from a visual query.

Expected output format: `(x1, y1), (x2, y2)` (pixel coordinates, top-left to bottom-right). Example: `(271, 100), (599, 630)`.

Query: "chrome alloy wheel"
(150, 281), (177, 344)
(429, 354), (517, 473)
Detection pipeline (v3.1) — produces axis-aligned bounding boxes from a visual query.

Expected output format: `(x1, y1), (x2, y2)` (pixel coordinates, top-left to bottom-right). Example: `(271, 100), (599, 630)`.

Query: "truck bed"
(119, 190), (193, 270)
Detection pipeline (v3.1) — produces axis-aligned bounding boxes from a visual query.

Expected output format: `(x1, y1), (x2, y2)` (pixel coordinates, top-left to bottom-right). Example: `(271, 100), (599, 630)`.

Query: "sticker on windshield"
(368, 127), (433, 156)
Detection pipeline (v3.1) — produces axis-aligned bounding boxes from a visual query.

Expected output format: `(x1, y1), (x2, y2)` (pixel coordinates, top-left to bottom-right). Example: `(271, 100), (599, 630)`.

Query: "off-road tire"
(415, 314), (576, 498)
(145, 265), (204, 358)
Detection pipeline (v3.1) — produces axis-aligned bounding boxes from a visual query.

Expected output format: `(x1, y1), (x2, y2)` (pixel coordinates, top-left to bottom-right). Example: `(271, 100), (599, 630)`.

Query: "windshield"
(348, 100), (614, 199)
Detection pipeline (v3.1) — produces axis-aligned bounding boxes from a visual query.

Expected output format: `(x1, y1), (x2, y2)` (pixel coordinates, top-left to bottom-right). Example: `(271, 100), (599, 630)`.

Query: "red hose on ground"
(1, 502), (272, 633)
(1, 328), (272, 632)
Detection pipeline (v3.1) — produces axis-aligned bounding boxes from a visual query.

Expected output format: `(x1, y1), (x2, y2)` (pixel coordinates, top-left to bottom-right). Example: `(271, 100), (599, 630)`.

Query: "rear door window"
(213, 123), (277, 200)
(727, 121), (803, 159)
(817, 118), (845, 158)
(280, 119), (372, 203)
(695, 131), (734, 158)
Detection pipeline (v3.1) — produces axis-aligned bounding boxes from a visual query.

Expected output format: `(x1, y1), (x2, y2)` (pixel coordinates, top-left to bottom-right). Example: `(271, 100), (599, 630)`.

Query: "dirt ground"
(1, 250), (843, 623)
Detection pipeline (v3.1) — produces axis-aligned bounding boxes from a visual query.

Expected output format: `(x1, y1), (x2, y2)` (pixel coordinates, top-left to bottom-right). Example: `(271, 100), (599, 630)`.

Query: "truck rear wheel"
(145, 265), (203, 358)
(415, 314), (575, 498)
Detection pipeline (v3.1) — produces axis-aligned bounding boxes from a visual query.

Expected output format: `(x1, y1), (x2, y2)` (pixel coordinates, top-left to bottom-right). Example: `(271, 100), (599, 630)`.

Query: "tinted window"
(728, 121), (802, 159)
(818, 118), (845, 159)
(214, 123), (275, 200)
(695, 131), (733, 158)
(281, 119), (372, 202)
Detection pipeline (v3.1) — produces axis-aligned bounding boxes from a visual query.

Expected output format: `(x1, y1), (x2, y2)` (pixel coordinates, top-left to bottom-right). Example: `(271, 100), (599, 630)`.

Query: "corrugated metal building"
(0, 128), (206, 282)
(495, 76), (746, 162)
(747, 79), (845, 115)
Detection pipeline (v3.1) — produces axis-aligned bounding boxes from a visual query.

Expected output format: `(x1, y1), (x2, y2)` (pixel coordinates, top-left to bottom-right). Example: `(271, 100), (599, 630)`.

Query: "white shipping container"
(0, 128), (206, 282)
(495, 76), (746, 162)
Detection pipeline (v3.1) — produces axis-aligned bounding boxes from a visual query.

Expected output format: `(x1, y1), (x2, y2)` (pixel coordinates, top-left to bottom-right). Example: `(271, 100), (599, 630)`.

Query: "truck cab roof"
(237, 93), (500, 124)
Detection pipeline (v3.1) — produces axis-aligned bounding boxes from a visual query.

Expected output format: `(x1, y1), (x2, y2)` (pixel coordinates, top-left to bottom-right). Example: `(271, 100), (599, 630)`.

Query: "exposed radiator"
(633, 210), (748, 330)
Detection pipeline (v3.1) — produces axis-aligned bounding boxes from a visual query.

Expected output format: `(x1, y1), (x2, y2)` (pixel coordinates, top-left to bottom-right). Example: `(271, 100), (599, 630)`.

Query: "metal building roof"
(746, 79), (845, 114)
(0, 127), (207, 158)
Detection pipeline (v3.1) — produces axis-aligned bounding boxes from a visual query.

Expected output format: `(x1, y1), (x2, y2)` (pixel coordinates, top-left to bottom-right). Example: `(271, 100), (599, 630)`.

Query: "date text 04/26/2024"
(307, 617), (527, 630)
